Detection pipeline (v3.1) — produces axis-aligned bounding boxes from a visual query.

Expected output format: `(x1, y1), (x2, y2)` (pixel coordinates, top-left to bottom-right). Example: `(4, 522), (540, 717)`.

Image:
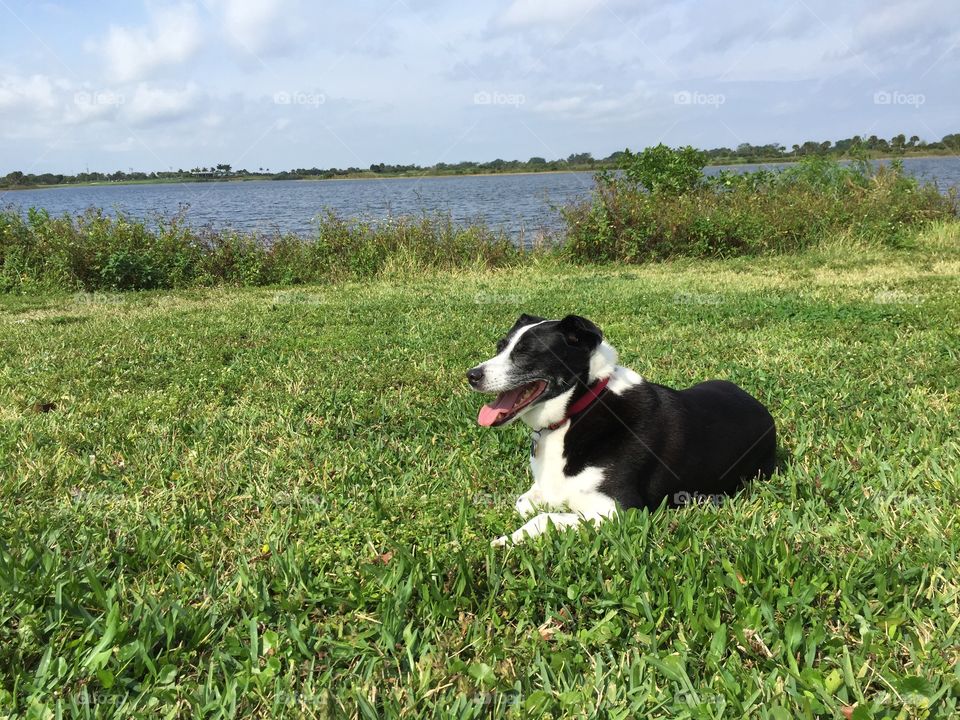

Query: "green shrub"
(0, 208), (523, 291)
(617, 144), (708, 194)
(562, 147), (957, 262)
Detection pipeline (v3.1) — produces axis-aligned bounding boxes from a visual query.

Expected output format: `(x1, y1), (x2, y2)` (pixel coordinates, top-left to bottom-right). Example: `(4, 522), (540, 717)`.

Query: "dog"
(467, 314), (777, 546)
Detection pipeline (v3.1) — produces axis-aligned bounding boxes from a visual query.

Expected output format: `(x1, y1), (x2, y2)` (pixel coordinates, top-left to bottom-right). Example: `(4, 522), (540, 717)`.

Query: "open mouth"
(477, 380), (547, 427)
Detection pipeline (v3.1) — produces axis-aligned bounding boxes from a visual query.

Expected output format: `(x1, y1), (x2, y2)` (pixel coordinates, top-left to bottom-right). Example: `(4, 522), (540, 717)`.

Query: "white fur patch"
(607, 364), (644, 395)
(520, 386), (574, 430)
(528, 423), (608, 512)
(588, 341), (619, 382)
(477, 320), (548, 391)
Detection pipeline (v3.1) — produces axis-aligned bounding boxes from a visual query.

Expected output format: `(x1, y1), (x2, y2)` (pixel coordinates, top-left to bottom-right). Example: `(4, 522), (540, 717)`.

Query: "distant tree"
(908, 135), (920, 148)
(891, 134), (906, 152)
(567, 152), (594, 165)
(528, 156), (547, 165)
(942, 133), (960, 151)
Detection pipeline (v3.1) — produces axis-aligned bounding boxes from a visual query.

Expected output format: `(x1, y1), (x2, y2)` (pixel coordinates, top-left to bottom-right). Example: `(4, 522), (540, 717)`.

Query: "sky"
(1, 0), (957, 174)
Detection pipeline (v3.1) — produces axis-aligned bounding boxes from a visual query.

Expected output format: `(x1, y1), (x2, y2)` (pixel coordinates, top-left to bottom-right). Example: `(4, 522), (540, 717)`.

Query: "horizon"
(1, 0), (958, 175)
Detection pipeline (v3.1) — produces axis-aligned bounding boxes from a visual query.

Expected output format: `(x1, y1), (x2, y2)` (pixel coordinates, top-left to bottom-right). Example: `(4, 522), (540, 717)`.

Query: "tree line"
(2, 132), (958, 189)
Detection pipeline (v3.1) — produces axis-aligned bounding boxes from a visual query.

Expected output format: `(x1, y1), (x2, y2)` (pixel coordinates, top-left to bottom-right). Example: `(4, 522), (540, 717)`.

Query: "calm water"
(3, 156), (958, 238)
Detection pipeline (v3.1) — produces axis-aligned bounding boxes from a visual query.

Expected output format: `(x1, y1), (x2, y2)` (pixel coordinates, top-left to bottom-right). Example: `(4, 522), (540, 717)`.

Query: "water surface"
(4, 156), (957, 237)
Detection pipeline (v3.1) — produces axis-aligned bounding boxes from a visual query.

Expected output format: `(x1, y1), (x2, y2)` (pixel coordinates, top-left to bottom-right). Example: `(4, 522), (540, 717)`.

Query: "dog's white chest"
(529, 426), (604, 513)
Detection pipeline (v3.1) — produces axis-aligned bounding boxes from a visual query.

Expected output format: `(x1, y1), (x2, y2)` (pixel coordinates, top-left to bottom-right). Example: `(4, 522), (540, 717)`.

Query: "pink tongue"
(477, 387), (525, 426)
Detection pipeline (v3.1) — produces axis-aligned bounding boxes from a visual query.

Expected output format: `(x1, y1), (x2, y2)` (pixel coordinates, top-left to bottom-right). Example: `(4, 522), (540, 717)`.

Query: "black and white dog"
(467, 314), (777, 546)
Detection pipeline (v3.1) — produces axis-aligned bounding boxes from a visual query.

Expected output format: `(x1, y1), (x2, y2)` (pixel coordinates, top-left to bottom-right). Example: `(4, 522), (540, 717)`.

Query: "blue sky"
(1, 0), (957, 174)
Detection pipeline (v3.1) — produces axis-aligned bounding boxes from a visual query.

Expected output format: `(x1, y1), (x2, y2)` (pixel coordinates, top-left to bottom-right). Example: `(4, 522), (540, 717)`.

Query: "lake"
(3, 156), (958, 238)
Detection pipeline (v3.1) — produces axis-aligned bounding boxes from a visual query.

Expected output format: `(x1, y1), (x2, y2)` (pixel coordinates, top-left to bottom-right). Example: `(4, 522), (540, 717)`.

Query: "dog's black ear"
(558, 315), (602, 349)
(513, 313), (544, 330)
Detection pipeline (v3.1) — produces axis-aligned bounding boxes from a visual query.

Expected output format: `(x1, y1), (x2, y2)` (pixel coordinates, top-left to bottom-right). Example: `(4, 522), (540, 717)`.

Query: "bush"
(617, 144), (708, 194)
(561, 147), (957, 262)
(0, 208), (523, 292)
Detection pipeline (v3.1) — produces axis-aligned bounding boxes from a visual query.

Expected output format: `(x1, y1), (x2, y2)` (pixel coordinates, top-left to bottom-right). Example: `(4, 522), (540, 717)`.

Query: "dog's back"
(565, 378), (776, 511)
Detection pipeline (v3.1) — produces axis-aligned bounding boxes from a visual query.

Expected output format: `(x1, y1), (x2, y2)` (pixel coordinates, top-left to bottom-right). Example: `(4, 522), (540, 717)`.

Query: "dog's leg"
(514, 485), (544, 517)
(493, 495), (617, 546)
(492, 512), (581, 546)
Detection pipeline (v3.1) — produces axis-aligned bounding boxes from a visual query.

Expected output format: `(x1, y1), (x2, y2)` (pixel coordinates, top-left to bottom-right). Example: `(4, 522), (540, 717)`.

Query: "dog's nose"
(466, 367), (484, 388)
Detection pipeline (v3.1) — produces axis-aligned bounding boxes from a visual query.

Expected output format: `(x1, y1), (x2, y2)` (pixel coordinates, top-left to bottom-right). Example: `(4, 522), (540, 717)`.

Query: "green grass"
(1, 222), (959, 718)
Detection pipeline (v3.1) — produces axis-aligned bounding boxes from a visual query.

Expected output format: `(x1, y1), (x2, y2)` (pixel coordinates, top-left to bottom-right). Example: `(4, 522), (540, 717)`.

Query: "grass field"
(1, 222), (959, 718)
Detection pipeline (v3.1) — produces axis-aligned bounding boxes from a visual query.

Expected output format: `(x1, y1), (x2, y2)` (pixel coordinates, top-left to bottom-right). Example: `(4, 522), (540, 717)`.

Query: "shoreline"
(2, 152), (957, 192)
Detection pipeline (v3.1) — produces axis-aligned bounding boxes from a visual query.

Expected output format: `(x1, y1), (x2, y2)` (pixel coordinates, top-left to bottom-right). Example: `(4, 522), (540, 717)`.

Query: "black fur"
(565, 378), (776, 510)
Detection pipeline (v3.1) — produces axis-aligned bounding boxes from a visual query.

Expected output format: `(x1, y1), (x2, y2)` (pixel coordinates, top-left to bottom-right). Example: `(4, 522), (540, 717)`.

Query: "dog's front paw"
(515, 494), (535, 518)
(491, 535), (510, 547)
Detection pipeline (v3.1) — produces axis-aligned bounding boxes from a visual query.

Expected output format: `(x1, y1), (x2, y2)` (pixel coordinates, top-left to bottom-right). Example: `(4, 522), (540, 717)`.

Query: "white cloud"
(498, 0), (604, 28)
(103, 136), (138, 152)
(98, 3), (203, 82)
(0, 74), (58, 112)
(535, 96), (584, 113)
(213, 0), (303, 55)
(123, 83), (201, 125)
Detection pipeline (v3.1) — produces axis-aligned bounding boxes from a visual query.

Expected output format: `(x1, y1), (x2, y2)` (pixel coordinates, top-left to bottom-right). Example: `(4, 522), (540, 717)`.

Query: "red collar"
(547, 377), (610, 431)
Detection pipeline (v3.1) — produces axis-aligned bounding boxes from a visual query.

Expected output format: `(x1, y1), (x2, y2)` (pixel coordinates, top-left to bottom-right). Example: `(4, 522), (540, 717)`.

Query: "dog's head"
(466, 313), (617, 428)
